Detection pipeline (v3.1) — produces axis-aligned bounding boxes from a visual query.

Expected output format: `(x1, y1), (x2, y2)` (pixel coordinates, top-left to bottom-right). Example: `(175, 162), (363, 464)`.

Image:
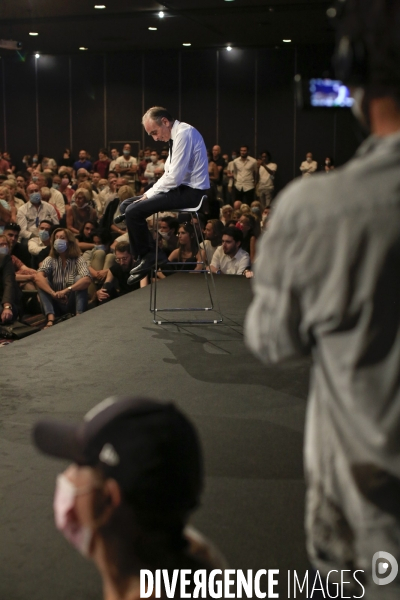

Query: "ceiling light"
(227, 46), (232, 51)
(35, 53), (40, 58)
(79, 47), (88, 50)
(224, 0), (235, 2)
(94, 4), (106, 8)
(29, 32), (39, 36)
(326, 7), (337, 17)
(183, 43), (191, 46)
(158, 11), (165, 18)
(283, 39), (292, 43)
(148, 27), (157, 31)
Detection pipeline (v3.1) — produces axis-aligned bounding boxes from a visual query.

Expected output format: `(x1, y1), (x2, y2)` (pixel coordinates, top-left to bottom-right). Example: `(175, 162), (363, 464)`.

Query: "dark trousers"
(122, 185), (206, 257)
(235, 187), (255, 204)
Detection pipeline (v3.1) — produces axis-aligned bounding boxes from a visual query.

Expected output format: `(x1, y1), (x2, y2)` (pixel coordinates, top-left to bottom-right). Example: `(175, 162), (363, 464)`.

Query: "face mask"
(61, 179), (69, 186)
(39, 230), (50, 241)
(236, 222), (244, 231)
(0, 246), (9, 255)
(32, 158), (38, 164)
(53, 183), (60, 190)
(150, 156), (158, 163)
(30, 192), (41, 204)
(32, 176), (38, 182)
(53, 474), (93, 557)
(306, 157), (312, 163)
(54, 239), (68, 253)
(159, 231), (170, 240)
(232, 155), (237, 160)
(123, 150), (130, 156)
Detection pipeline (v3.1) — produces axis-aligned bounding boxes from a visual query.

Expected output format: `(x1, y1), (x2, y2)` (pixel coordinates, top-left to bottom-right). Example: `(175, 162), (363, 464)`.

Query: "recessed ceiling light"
(326, 7), (337, 17)
(183, 43), (191, 46)
(94, 4), (106, 8)
(227, 46), (232, 51)
(79, 47), (88, 50)
(158, 11), (165, 18)
(283, 39), (292, 43)
(29, 32), (39, 36)
(35, 53), (40, 58)
(224, 0), (235, 2)
(148, 27), (157, 31)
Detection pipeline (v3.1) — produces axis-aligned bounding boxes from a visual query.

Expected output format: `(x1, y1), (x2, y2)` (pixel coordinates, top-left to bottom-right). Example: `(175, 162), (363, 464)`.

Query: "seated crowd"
(0, 144), (274, 330)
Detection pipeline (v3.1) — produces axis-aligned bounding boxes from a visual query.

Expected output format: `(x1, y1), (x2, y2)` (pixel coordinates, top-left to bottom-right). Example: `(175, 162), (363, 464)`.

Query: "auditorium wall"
(0, 45), (362, 192)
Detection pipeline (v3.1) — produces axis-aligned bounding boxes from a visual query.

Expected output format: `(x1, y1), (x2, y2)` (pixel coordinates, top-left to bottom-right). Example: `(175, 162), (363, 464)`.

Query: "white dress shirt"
(211, 245), (250, 275)
(146, 120), (210, 199)
(17, 202), (59, 239)
(300, 160), (318, 177)
(233, 156), (258, 192)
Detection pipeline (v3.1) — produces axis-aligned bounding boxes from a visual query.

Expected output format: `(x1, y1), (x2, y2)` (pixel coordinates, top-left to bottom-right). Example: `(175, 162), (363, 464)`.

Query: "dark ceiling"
(0, 0), (335, 56)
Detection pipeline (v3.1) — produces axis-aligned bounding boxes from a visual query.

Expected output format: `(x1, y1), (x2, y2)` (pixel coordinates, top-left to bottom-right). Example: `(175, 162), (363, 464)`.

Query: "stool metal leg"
(150, 209), (223, 325)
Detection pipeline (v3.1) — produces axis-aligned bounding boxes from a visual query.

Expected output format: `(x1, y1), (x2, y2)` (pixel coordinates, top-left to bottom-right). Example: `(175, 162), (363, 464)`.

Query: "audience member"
(32, 396), (225, 600)
(143, 150), (164, 186)
(237, 213), (257, 264)
(17, 183), (59, 240)
(93, 149), (110, 179)
(114, 144), (137, 187)
(28, 219), (53, 268)
(59, 148), (74, 168)
(233, 146), (257, 204)
(109, 148), (119, 172)
(157, 216), (178, 255)
(220, 205), (233, 225)
(76, 220), (97, 252)
(210, 226), (250, 275)
(201, 219), (224, 264)
(257, 151), (277, 208)
(66, 188), (98, 235)
(3, 179), (25, 212)
(73, 150), (93, 176)
(97, 241), (146, 303)
(300, 152), (318, 177)
(324, 157), (335, 172)
(0, 245), (17, 323)
(1, 233), (37, 292)
(35, 228), (91, 327)
(101, 184), (135, 240)
(165, 223), (206, 273)
(3, 222), (31, 266)
(58, 172), (74, 203)
(0, 185), (17, 221)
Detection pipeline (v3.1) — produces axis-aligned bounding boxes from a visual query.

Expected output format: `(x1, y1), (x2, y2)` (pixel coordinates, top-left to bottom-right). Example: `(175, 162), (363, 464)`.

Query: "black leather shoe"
(127, 271), (147, 286)
(129, 253), (156, 276)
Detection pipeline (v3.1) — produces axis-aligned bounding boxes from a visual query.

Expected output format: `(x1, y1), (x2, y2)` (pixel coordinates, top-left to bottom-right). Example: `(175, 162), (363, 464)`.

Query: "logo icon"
(372, 551), (398, 586)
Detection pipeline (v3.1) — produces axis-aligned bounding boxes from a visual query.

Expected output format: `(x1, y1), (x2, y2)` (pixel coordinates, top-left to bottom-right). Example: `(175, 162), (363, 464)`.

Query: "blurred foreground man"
(246, 1), (400, 597)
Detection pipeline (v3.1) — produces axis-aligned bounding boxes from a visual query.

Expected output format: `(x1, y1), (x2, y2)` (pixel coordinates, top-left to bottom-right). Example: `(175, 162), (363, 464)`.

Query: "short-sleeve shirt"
(38, 255), (91, 291)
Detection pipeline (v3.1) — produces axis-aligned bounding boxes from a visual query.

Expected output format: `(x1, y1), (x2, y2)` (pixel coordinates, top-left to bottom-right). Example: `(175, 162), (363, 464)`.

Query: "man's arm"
(236, 251), (251, 275)
(210, 248), (221, 274)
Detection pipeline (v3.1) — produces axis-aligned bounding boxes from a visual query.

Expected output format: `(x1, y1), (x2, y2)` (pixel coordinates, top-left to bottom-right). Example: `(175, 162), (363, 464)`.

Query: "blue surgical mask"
(39, 230), (50, 241)
(53, 183), (60, 190)
(30, 192), (41, 204)
(0, 246), (8, 255)
(123, 150), (130, 156)
(93, 244), (106, 252)
(54, 239), (68, 253)
(32, 158), (38, 164)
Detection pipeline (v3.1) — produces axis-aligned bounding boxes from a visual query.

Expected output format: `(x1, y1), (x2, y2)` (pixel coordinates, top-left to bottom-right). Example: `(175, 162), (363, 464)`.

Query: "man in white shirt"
(34, 171), (66, 217)
(210, 227), (250, 275)
(17, 183), (59, 240)
(233, 146), (258, 204)
(257, 151), (277, 208)
(114, 144), (137, 186)
(120, 106), (210, 284)
(300, 152), (318, 177)
(109, 148), (119, 172)
(143, 150), (165, 186)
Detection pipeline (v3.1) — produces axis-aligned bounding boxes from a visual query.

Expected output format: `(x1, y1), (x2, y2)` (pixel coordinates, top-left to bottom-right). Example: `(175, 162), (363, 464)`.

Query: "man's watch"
(67, 286), (72, 292)
(3, 304), (12, 310)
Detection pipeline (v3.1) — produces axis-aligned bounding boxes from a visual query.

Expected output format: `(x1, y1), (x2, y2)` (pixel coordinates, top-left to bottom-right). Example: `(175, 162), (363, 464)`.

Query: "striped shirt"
(38, 255), (91, 291)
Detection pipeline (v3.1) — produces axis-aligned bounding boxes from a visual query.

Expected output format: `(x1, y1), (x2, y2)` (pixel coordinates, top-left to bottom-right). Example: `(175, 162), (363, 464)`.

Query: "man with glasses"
(96, 241), (147, 304)
(17, 183), (59, 241)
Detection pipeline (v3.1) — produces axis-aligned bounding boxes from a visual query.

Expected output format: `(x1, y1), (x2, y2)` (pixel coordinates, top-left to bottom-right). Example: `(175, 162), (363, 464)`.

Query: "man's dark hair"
(115, 241), (131, 254)
(142, 107), (174, 125)
(99, 148), (108, 156)
(240, 145), (249, 151)
(261, 150), (272, 162)
(223, 226), (243, 244)
(39, 219), (53, 227)
(4, 222), (21, 233)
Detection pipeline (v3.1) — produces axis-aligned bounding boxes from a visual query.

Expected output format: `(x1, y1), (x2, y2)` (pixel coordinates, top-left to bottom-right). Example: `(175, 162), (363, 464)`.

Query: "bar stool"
(150, 195), (223, 325)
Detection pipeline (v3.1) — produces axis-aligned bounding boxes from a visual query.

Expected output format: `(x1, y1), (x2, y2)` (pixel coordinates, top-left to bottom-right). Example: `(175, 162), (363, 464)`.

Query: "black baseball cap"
(32, 396), (203, 511)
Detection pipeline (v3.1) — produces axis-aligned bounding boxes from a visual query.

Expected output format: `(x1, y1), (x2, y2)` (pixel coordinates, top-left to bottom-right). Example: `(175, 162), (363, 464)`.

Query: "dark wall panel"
(181, 50), (217, 149)
(71, 54), (105, 161)
(219, 49), (256, 156)
(37, 55), (70, 161)
(335, 109), (363, 166)
(0, 61), (5, 152)
(257, 47), (295, 192)
(4, 55), (37, 162)
(106, 52), (142, 154)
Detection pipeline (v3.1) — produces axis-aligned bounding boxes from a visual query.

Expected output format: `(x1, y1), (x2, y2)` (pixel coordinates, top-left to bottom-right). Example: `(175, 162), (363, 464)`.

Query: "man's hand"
(97, 288), (109, 302)
(134, 194), (147, 203)
(1, 307), (13, 323)
(95, 270), (108, 282)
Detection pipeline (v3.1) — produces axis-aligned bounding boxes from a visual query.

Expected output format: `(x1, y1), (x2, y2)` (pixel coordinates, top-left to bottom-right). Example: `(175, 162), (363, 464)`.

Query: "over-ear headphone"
(332, 0), (370, 85)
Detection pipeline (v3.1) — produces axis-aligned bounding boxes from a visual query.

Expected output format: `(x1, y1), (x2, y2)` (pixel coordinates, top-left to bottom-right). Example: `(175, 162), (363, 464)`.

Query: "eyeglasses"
(115, 256), (130, 263)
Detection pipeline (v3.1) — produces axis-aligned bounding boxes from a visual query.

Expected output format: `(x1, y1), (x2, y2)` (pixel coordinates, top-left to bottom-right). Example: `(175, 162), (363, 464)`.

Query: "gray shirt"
(245, 131), (400, 596)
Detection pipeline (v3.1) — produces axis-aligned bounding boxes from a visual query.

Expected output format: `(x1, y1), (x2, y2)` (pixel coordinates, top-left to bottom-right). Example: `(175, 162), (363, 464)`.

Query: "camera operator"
(246, 1), (400, 597)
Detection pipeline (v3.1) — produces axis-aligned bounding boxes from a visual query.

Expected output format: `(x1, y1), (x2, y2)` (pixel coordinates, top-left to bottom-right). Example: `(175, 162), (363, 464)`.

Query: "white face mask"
(150, 156), (158, 163)
(53, 474), (93, 557)
(306, 157), (312, 163)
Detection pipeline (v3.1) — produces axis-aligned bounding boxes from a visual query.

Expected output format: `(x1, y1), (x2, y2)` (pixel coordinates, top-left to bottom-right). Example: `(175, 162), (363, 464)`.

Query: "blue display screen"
(309, 78), (354, 108)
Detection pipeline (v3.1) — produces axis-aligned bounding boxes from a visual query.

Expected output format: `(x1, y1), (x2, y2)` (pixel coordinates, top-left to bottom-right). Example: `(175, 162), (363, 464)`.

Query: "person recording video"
(246, 0), (400, 597)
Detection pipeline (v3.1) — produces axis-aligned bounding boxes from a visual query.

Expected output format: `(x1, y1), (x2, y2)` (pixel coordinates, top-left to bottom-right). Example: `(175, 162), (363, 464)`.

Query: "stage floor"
(0, 274), (310, 599)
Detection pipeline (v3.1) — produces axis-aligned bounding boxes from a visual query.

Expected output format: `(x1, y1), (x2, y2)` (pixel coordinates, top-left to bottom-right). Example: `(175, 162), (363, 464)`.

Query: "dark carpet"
(0, 274), (310, 599)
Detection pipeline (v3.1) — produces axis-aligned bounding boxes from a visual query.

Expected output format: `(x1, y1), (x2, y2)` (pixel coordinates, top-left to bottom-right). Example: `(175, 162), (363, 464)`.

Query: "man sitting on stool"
(116, 106), (210, 285)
